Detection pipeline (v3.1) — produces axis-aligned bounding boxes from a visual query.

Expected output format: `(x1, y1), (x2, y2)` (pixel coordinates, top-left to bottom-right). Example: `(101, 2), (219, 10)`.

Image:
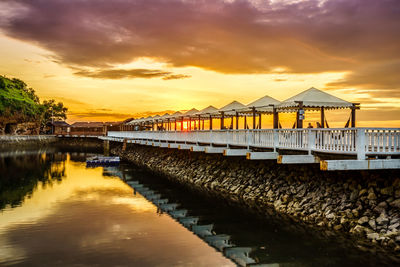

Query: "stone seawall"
(55, 137), (104, 150)
(112, 144), (400, 253)
(0, 135), (57, 148)
(0, 136), (104, 151)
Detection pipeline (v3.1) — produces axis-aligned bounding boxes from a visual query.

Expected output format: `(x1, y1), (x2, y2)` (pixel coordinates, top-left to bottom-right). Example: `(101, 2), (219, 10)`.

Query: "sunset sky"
(0, 0), (399, 126)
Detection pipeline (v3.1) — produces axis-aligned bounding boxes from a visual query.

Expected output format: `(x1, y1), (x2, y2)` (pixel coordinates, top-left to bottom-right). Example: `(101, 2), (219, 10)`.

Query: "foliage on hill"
(0, 76), (41, 119)
(0, 75), (67, 126)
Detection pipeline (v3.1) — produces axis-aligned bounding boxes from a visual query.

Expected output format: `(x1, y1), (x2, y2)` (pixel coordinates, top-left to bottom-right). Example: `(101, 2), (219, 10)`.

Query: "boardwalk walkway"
(104, 128), (400, 171)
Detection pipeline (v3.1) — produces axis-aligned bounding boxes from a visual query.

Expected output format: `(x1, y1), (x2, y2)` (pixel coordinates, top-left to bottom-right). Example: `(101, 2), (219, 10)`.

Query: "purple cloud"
(0, 0), (399, 95)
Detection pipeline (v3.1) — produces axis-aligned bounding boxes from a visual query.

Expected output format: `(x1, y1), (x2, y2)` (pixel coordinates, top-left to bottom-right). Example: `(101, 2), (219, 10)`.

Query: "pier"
(102, 128), (400, 170)
(103, 88), (400, 171)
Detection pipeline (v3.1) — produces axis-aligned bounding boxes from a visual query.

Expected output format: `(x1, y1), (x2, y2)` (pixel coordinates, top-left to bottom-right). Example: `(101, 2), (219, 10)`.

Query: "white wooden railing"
(107, 128), (400, 159)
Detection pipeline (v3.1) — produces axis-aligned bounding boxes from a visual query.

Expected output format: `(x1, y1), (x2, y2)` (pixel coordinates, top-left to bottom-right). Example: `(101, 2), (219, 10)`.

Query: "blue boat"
(86, 156), (120, 166)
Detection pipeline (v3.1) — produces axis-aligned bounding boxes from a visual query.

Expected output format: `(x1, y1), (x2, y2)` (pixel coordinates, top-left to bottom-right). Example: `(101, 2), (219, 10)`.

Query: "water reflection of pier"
(103, 167), (260, 266)
(129, 179), (259, 267)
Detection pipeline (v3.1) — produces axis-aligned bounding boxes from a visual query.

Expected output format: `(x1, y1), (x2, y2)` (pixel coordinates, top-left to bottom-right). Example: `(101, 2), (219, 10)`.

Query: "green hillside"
(0, 76), (42, 119)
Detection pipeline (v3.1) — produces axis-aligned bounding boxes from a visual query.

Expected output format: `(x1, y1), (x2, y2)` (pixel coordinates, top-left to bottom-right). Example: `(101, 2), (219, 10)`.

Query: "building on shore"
(69, 122), (104, 136)
(48, 121), (70, 135)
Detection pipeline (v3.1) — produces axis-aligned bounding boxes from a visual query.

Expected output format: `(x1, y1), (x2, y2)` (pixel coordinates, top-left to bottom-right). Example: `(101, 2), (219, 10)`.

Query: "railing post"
(247, 129), (250, 149)
(227, 130), (229, 148)
(356, 128), (366, 160)
(308, 129), (315, 155)
(273, 129), (279, 152)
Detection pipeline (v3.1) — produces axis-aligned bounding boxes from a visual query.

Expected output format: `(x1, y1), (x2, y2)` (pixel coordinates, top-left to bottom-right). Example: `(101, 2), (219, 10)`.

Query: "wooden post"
(273, 106), (279, 129)
(259, 113), (262, 129)
(351, 104), (356, 128)
(181, 118), (184, 131)
(198, 115), (201, 131)
(235, 111), (239, 130)
(220, 111), (225, 130)
(174, 120), (177, 131)
(252, 107), (256, 130)
(122, 138), (127, 151)
(297, 101), (304, 129)
(202, 119), (204, 130)
(104, 140), (110, 155)
(189, 118), (191, 131)
(321, 107), (325, 128)
(244, 116), (247, 129)
(209, 115), (213, 130)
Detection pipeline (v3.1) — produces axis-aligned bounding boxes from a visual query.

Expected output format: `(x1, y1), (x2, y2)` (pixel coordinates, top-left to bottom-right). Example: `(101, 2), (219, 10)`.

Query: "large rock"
(367, 192), (377, 200)
(358, 216), (369, 225)
(376, 212), (389, 226)
(351, 225), (374, 235)
(374, 201), (388, 213)
(367, 232), (380, 240)
(390, 199), (400, 209)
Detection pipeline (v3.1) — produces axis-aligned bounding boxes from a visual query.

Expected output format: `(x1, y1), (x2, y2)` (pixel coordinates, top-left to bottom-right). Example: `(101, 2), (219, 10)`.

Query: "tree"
(40, 100), (68, 128)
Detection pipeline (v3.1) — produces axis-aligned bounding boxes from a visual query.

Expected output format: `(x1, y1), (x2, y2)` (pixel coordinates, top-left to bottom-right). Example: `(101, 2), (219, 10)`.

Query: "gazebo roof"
(152, 115), (161, 121)
(160, 113), (170, 119)
(243, 95), (281, 113)
(168, 111), (183, 119)
(127, 117), (146, 125)
(278, 87), (353, 110)
(218, 101), (247, 115)
(195, 105), (219, 116)
(183, 108), (199, 117)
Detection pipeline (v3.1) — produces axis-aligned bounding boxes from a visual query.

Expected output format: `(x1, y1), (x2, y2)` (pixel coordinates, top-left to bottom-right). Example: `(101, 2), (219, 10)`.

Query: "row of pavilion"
(124, 87), (360, 131)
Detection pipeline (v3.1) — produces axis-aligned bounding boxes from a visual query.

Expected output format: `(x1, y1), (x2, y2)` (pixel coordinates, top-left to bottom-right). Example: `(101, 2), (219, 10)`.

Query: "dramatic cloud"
(327, 61), (400, 97)
(74, 68), (190, 80)
(0, 0), (399, 95)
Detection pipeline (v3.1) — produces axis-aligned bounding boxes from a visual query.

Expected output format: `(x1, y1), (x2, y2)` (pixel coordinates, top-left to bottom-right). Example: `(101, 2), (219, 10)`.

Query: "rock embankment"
(112, 144), (400, 253)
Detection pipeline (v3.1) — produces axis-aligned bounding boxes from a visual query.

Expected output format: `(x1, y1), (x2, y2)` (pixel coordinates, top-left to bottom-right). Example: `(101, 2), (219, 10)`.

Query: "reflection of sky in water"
(0, 154), (233, 266)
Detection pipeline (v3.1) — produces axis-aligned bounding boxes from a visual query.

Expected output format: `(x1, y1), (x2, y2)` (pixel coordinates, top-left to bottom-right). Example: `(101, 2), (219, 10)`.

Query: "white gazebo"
(278, 87), (357, 128)
(159, 113), (170, 130)
(166, 111), (183, 131)
(194, 105), (219, 130)
(244, 95), (281, 129)
(217, 101), (247, 130)
(181, 108), (199, 130)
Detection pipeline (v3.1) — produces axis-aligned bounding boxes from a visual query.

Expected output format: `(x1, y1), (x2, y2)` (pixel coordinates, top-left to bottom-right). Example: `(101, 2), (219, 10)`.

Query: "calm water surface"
(0, 149), (398, 266)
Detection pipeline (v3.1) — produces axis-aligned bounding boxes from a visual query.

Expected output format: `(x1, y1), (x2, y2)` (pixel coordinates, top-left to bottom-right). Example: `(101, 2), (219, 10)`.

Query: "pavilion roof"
(167, 111), (183, 120)
(160, 113), (170, 119)
(242, 95), (281, 113)
(195, 105), (219, 117)
(278, 87), (353, 110)
(218, 101), (247, 115)
(182, 108), (199, 117)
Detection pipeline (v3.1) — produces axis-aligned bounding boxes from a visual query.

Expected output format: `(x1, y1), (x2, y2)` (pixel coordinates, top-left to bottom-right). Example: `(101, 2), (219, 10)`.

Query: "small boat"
(86, 156), (120, 166)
